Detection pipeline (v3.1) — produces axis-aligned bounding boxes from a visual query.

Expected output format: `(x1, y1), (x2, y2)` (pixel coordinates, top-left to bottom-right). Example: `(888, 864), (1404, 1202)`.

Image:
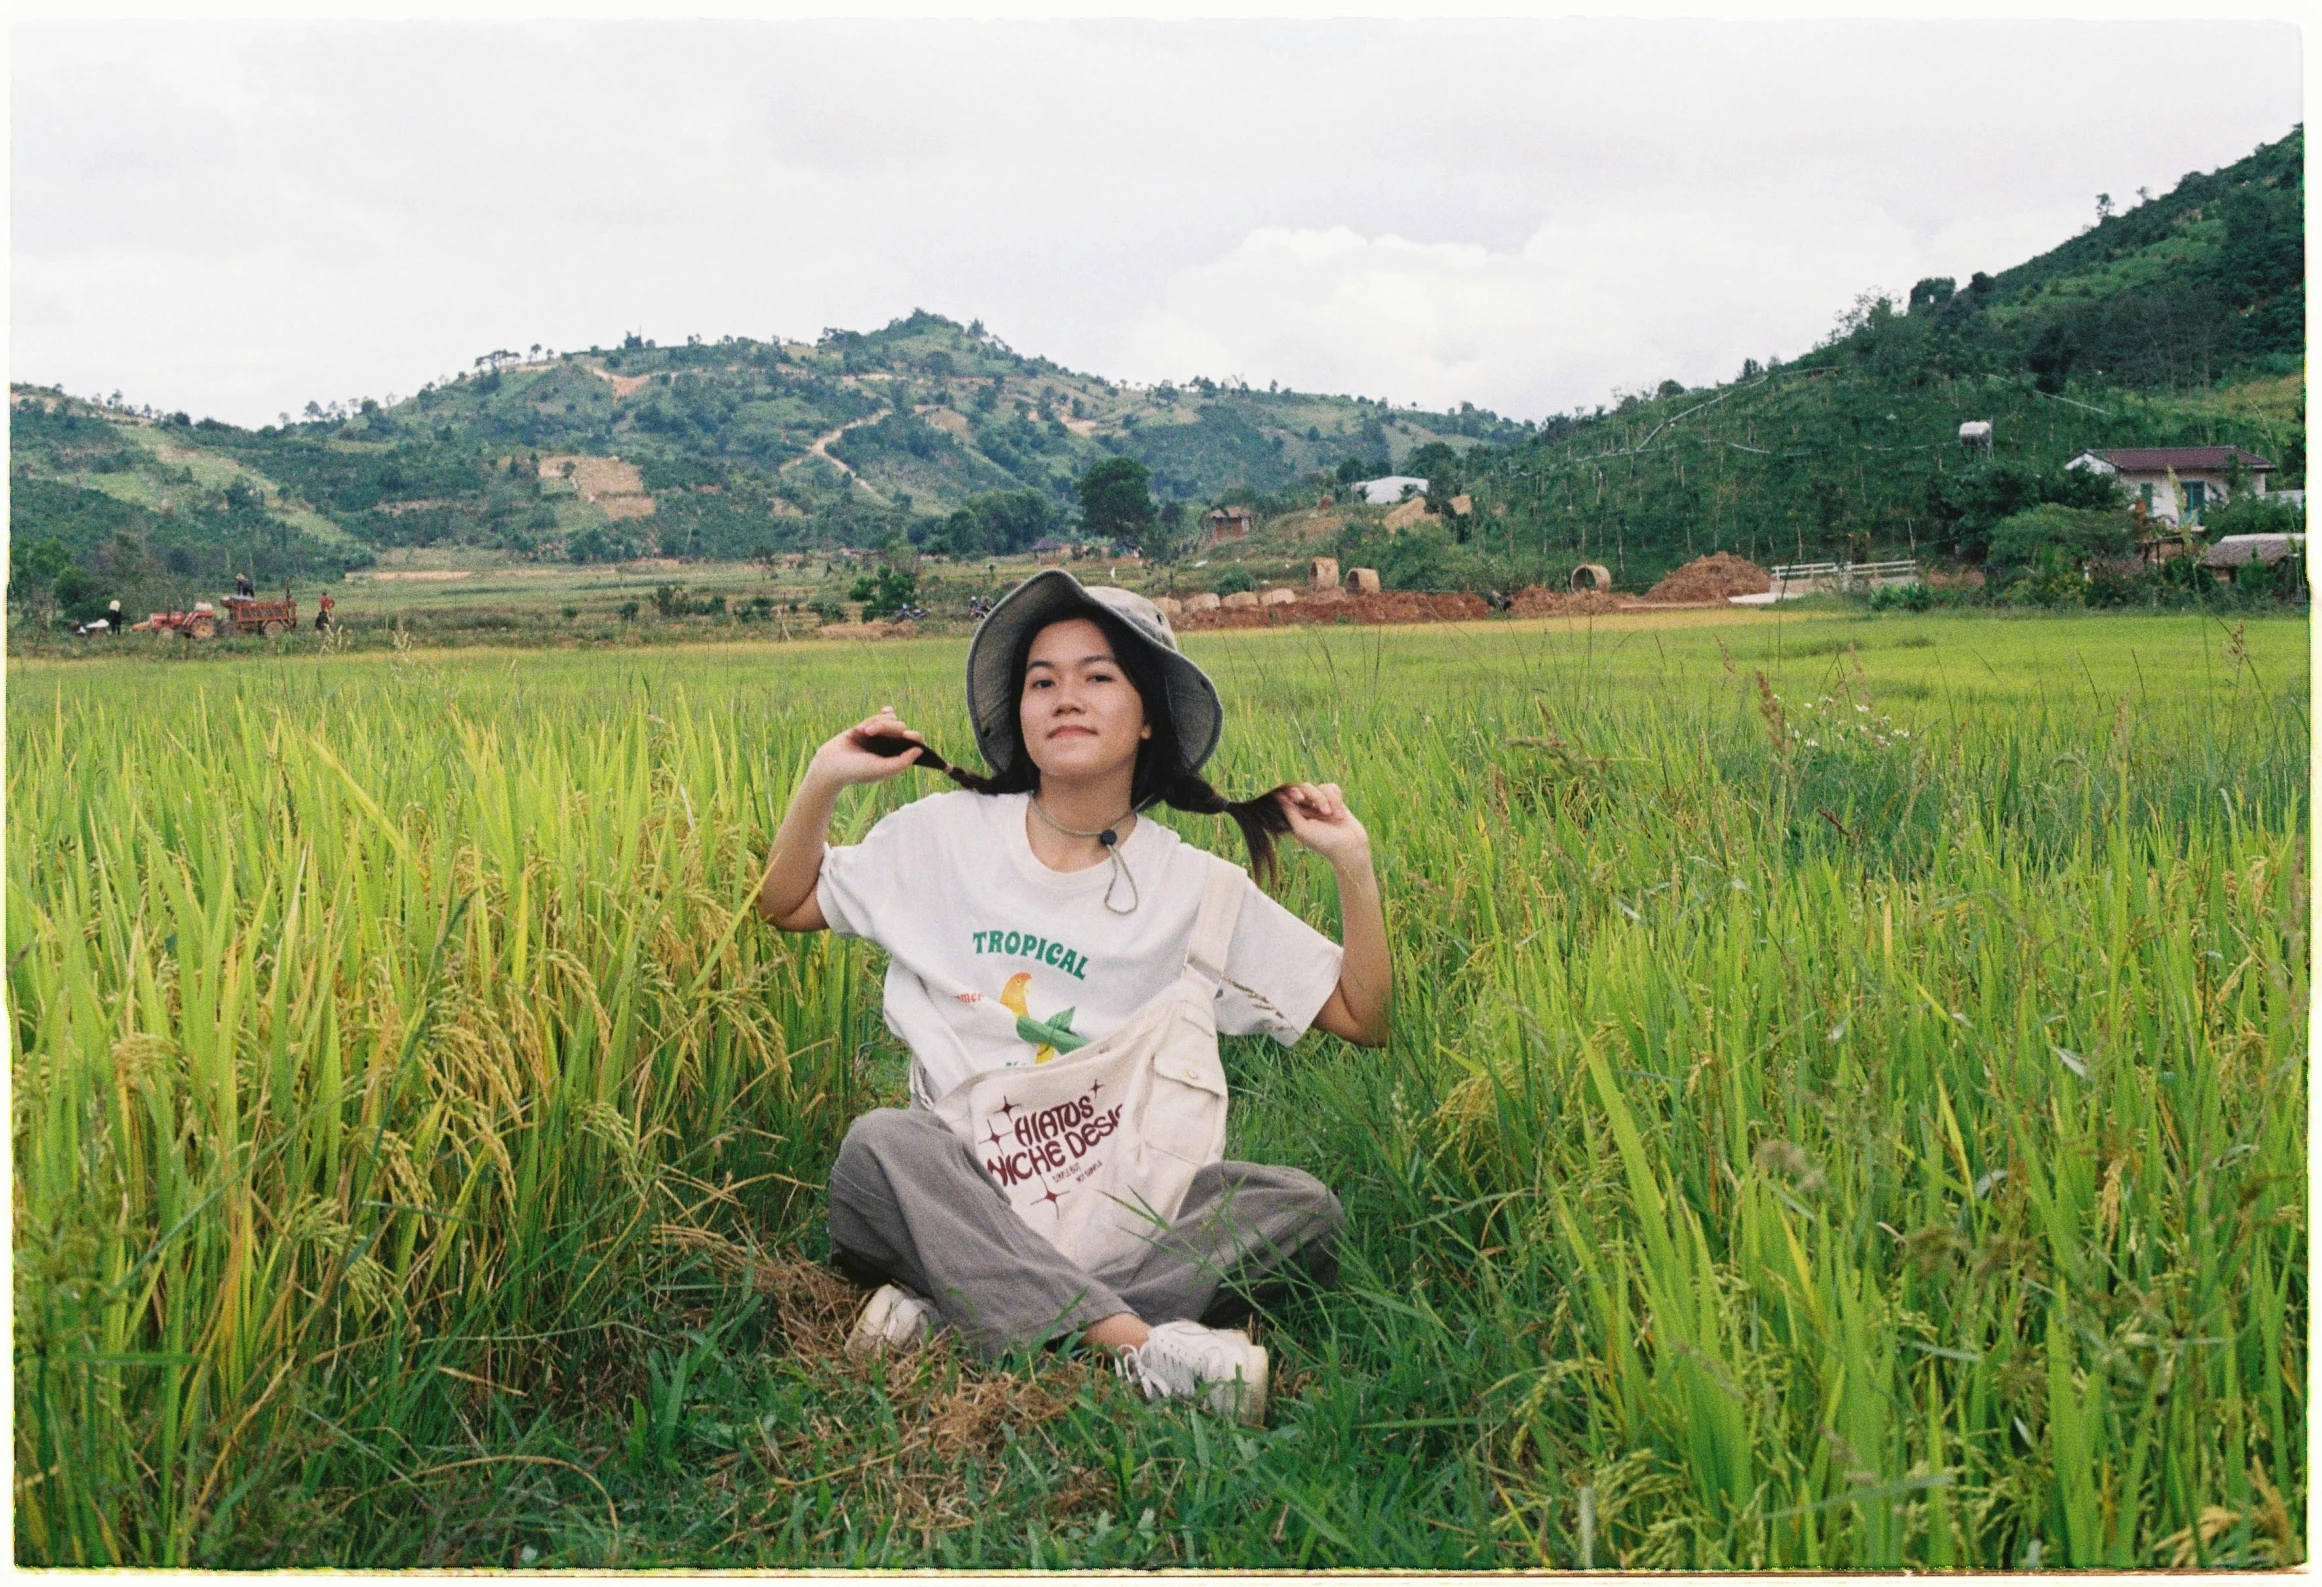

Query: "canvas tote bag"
(933, 854), (1245, 1274)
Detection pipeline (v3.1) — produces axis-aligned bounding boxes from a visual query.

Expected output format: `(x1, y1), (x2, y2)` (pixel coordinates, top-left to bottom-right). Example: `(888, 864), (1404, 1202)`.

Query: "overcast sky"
(11, 19), (2302, 427)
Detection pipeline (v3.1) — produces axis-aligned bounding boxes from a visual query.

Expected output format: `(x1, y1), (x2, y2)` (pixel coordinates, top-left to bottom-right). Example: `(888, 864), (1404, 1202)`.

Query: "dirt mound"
(1646, 552), (1771, 603)
(1509, 587), (1627, 617)
(1174, 590), (1490, 630)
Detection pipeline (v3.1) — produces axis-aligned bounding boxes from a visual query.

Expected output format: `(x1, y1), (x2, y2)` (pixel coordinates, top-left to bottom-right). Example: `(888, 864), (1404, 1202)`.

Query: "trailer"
(221, 595), (298, 635)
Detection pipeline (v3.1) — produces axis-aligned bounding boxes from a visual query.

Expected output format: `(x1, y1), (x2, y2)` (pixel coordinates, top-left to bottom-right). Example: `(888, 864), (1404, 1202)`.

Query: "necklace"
(1029, 795), (1141, 913)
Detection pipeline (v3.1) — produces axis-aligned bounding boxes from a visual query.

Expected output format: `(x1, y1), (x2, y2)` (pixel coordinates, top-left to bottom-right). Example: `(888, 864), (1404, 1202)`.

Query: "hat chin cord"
(1029, 792), (1143, 914)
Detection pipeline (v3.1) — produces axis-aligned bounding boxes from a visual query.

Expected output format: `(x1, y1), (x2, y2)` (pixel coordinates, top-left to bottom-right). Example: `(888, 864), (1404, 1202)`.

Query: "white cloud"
(1125, 195), (2028, 415)
(9, 19), (2302, 425)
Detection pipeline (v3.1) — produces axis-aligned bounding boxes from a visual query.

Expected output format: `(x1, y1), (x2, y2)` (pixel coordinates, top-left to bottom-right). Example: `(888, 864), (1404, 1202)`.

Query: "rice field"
(9, 608), (2308, 1568)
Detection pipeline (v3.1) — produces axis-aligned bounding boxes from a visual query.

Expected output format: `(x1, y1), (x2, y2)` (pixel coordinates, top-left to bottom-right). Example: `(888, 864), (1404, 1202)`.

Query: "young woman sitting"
(755, 570), (1389, 1423)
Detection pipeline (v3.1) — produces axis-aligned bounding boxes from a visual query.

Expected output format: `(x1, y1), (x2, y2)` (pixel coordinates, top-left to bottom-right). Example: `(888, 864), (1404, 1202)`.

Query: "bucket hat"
(966, 569), (1222, 780)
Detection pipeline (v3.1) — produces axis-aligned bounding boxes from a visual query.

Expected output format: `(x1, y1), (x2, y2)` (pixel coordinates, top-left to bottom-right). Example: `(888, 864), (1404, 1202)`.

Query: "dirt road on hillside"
(783, 410), (892, 502)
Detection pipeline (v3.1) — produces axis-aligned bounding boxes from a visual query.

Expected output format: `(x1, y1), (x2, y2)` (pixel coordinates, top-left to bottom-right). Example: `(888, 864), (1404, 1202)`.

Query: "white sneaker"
(1118, 1320), (1270, 1426)
(846, 1284), (936, 1357)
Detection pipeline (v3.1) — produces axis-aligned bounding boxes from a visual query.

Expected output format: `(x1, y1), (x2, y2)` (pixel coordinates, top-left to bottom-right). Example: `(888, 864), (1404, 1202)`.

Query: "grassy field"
(12, 540), (1363, 658)
(9, 607), (2307, 1568)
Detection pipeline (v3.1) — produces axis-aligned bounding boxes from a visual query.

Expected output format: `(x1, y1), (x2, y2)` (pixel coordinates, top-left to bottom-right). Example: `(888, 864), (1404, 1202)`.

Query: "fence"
(1767, 559), (1922, 595)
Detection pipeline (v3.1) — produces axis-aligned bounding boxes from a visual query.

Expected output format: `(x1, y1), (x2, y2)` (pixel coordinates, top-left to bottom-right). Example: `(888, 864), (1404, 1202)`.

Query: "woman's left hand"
(1277, 782), (1370, 868)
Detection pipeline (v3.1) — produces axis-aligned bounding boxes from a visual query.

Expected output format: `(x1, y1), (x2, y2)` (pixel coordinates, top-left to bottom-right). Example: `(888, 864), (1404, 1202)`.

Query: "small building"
(2200, 533), (2305, 575)
(2066, 446), (2275, 526)
(1351, 475), (1428, 506)
(1202, 506), (1257, 543)
(1030, 536), (1068, 559)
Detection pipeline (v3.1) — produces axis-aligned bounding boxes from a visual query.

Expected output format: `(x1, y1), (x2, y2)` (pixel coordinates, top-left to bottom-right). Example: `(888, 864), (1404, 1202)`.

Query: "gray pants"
(827, 1105), (1344, 1362)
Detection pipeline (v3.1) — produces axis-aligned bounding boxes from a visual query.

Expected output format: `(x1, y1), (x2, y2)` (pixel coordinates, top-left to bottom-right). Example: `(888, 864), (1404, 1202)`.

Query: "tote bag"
(933, 854), (1245, 1274)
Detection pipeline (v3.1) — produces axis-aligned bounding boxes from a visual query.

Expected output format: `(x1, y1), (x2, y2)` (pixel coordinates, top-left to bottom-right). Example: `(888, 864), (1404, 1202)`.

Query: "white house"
(2065, 446), (2274, 526)
(1351, 475), (1428, 506)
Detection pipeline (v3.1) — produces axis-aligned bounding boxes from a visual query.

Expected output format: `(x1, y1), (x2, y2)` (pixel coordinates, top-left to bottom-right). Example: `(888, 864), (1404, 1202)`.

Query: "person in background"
(235, 571), (255, 598)
(316, 591), (336, 632)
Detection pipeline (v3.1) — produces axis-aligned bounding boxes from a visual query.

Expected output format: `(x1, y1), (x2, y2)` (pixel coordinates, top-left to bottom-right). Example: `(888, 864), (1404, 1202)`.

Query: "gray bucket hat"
(966, 568), (1222, 779)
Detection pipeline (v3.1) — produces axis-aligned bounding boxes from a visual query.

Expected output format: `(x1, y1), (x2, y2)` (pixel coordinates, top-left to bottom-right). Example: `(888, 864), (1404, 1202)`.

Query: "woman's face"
(1019, 617), (1151, 786)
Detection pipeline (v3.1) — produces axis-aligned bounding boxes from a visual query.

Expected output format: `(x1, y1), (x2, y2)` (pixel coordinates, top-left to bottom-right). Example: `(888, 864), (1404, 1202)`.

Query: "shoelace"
(1115, 1343), (1171, 1399)
(1116, 1328), (1245, 1400)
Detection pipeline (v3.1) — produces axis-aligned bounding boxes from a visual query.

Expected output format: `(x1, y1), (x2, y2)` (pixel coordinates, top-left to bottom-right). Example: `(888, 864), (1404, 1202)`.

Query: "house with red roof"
(2065, 445), (2275, 527)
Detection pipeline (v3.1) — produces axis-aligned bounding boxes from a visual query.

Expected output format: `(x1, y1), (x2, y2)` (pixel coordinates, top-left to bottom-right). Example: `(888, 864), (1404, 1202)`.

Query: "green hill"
(8, 312), (1524, 613)
(1434, 126), (2305, 590)
(1448, 366), (2302, 591)
(1933, 123), (2303, 391)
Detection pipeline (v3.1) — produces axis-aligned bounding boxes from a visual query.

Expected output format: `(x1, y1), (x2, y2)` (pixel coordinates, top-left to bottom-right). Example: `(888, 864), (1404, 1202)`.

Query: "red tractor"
(131, 602), (223, 638)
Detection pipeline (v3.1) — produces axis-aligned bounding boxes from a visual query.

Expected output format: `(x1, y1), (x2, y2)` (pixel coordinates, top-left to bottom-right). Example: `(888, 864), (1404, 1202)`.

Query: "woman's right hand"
(809, 706), (927, 787)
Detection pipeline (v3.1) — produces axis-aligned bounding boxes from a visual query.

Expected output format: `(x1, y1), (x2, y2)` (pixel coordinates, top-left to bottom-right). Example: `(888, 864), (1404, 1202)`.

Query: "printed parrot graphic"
(1000, 971), (1087, 1063)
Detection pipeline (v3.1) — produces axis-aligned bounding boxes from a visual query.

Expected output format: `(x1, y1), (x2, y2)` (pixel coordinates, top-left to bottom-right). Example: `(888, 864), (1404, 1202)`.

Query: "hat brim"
(966, 569), (1222, 781)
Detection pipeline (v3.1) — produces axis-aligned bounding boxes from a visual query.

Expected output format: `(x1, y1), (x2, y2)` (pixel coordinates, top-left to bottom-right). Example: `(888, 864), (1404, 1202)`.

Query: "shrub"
(1987, 503), (2137, 569)
(2203, 492), (2306, 540)
(1866, 581), (1935, 612)
(52, 566), (106, 625)
(566, 526), (633, 565)
(1333, 521), (1489, 593)
(855, 564), (918, 620)
(9, 537), (74, 611)
(1211, 566), (1256, 596)
(1930, 461), (2121, 561)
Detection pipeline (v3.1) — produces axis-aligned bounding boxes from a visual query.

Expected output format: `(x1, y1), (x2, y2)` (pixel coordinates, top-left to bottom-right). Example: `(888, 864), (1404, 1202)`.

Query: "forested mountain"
(8, 312), (1521, 592)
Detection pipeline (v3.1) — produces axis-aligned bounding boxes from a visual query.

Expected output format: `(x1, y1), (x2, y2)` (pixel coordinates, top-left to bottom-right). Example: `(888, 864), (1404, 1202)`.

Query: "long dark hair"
(865, 605), (1293, 881)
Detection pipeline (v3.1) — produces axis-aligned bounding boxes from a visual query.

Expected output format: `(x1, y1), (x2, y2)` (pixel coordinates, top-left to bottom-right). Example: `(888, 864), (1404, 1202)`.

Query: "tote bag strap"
(1182, 855), (1248, 988)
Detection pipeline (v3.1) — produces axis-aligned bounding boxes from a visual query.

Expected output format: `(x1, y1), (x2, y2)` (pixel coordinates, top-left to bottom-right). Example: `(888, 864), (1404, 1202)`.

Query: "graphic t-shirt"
(818, 789), (1345, 1105)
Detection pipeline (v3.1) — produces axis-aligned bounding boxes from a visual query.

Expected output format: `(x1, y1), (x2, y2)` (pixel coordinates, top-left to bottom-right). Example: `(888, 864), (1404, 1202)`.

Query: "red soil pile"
(1508, 587), (1627, 618)
(1645, 552), (1771, 603)
(1174, 591), (1491, 631)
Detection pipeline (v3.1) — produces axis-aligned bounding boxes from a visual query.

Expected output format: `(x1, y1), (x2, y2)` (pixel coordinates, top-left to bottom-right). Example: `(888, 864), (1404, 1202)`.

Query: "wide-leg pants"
(827, 1105), (1344, 1362)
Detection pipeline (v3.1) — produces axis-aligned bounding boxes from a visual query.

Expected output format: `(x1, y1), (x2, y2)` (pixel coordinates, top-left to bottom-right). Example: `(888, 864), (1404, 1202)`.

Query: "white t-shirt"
(817, 789), (1345, 1105)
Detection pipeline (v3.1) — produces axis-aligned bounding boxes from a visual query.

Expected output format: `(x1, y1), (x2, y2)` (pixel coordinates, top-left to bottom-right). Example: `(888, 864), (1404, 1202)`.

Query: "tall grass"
(9, 610), (2306, 1567)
